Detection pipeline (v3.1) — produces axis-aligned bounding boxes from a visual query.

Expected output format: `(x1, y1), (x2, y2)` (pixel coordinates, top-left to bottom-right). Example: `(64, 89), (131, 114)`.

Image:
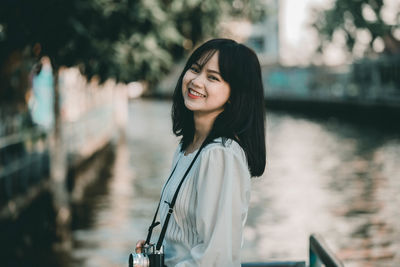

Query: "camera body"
(129, 244), (165, 267)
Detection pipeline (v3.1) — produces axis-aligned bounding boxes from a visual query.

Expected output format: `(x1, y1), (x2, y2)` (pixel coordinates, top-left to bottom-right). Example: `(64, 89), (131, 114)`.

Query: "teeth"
(189, 88), (205, 97)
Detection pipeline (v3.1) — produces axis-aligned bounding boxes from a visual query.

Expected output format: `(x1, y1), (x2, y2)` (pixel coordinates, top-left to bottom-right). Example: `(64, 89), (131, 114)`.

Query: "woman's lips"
(188, 88), (206, 98)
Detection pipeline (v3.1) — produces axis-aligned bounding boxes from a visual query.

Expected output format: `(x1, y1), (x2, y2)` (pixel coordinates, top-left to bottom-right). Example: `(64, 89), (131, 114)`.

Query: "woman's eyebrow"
(192, 63), (221, 75)
(207, 69), (221, 75)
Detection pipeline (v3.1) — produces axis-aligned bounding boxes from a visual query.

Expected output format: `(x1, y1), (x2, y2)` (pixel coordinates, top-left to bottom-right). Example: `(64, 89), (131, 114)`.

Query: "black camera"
(129, 243), (165, 267)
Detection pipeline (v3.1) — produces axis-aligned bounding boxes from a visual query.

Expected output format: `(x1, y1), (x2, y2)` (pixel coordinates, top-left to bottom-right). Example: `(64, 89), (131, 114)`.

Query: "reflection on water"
(243, 113), (400, 267)
(66, 100), (179, 267)
(12, 99), (399, 266)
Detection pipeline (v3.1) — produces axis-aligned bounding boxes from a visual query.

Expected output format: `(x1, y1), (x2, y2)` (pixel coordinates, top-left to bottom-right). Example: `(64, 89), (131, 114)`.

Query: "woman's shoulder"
(202, 137), (246, 162)
(197, 138), (251, 180)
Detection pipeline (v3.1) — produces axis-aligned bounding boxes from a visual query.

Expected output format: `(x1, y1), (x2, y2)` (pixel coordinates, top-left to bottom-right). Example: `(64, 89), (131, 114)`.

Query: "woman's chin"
(184, 100), (200, 111)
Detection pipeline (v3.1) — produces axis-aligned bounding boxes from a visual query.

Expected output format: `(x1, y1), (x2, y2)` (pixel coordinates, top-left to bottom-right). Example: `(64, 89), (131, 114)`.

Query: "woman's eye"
(208, 75), (219, 81)
(190, 66), (199, 73)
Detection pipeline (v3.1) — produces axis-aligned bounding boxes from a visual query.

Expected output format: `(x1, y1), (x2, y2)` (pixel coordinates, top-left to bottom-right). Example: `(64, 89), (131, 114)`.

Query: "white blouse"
(158, 138), (251, 267)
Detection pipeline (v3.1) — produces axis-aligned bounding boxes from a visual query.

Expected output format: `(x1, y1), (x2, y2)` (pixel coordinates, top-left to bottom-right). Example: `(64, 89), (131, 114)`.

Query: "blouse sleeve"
(176, 145), (251, 267)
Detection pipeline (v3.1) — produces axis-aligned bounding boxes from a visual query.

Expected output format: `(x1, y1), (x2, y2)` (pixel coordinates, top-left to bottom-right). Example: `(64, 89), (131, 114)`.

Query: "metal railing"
(242, 233), (343, 267)
(309, 233), (344, 267)
(0, 127), (50, 205)
(242, 262), (306, 267)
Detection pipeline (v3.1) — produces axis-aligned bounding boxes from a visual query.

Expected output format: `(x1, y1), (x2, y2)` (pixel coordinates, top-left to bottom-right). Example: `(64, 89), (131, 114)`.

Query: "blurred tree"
(311, 0), (400, 57)
(0, 0), (266, 98)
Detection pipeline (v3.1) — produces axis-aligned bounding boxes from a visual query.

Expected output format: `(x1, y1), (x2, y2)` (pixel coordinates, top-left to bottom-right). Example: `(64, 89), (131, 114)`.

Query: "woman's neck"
(185, 112), (219, 155)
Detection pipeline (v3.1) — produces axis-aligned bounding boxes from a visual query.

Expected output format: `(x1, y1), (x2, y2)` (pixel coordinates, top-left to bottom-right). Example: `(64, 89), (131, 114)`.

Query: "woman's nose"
(191, 74), (205, 88)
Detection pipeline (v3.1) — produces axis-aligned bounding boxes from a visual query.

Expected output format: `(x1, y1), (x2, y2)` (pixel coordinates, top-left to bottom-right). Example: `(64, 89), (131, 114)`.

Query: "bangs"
(187, 48), (232, 82)
(193, 49), (217, 69)
(215, 44), (236, 83)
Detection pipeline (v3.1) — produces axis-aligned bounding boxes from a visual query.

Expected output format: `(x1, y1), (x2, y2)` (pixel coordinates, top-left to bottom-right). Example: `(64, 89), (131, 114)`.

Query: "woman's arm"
(177, 145), (251, 267)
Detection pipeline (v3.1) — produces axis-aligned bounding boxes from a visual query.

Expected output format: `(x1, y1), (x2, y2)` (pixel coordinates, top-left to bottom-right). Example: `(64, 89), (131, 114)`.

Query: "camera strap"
(145, 143), (205, 251)
(145, 163), (178, 245)
(156, 144), (204, 251)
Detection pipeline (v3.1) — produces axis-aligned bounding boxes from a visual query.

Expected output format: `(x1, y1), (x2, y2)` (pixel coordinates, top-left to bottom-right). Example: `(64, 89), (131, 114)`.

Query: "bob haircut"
(172, 38), (266, 177)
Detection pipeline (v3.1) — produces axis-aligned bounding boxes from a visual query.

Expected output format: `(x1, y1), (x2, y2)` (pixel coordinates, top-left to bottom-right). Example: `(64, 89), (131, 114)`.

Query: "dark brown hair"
(172, 38), (266, 177)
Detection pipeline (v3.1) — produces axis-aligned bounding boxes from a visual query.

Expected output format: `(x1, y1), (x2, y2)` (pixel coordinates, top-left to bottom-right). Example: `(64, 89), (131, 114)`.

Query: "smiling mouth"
(189, 88), (206, 97)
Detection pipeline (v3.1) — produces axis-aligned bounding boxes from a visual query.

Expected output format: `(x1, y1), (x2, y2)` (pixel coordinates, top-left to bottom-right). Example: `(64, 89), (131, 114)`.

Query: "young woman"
(136, 38), (266, 266)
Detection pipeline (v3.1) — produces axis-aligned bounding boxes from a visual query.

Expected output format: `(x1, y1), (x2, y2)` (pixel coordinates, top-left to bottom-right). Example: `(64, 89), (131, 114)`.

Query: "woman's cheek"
(182, 74), (191, 92)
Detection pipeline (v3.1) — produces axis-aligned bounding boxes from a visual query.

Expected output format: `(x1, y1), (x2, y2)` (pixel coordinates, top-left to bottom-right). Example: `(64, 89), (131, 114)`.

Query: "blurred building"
(245, 0), (280, 65)
(220, 0), (280, 65)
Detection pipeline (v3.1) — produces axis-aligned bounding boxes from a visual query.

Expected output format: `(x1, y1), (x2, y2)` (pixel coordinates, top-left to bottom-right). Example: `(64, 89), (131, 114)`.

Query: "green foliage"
(0, 0), (266, 89)
(311, 0), (400, 56)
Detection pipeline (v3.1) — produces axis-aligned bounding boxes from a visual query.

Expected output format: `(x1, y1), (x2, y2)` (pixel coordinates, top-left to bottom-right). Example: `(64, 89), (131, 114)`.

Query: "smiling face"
(182, 51), (231, 118)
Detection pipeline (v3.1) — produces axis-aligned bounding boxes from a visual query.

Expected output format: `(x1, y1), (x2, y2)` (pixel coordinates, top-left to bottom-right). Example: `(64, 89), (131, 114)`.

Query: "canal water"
(4, 99), (400, 266)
